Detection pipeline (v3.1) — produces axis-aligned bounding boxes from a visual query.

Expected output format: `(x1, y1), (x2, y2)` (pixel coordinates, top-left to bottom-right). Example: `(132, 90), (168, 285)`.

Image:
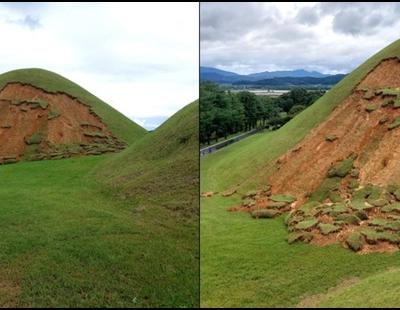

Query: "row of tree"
(200, 82), (325, 145)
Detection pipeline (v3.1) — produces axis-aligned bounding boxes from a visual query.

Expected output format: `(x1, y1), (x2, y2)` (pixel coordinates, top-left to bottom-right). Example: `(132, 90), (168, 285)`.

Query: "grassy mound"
(96, 101), (199, 215)
(201, 39), (400, 193)
(0, 68), (146, 144)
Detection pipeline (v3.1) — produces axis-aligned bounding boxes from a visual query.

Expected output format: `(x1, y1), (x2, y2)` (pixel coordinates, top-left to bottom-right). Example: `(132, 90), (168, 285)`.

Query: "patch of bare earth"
(237, 58), (400, 253)
(0, 82), (126, 164)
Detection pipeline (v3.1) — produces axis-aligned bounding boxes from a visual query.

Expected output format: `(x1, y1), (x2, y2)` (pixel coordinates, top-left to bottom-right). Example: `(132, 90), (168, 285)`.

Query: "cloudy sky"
(201, 2), (400, 75)
(0, 2), (198, 130)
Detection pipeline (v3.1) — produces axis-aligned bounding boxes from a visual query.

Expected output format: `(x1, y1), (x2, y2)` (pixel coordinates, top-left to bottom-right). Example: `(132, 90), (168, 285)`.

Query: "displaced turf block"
(251, 209), (279, 219)
(348, 179), (359, 190)
(287, 231), (313, 244)
(336, 214), (361, 225)
(309, 177), (341, 202)
(319, 223), (340, 235)
(325, 134), (338, 142)
(270, 194), (296, 203)
(367, 198), (389, 208)
(268, 201), (288, 209)
(365, 104), (378, 112)
(48, 108), (61, 120)
(346, 232), (363, 252)
(382, 203), (400, 213)
(388, 117), (400, 130)
(355, 210), (369, 220)
(381, 99), (394, 107)
(25, 132), (43, 145)
(328, 158), (354, 178)
(295, 218), (319, 230)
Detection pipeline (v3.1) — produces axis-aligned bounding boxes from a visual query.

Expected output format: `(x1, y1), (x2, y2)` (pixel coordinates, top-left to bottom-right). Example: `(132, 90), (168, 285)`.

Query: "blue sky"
(0, 2), (199, 130)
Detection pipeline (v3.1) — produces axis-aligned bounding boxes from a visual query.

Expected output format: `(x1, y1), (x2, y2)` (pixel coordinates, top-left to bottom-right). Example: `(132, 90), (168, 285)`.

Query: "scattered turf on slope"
(200, 196), (400, 307)
(0, 156), (198, 308)
(201, 38), (400, 193)
(300, 269), (400, 308)
(96, 101), (199, 215)
(0, 68), (146, 144)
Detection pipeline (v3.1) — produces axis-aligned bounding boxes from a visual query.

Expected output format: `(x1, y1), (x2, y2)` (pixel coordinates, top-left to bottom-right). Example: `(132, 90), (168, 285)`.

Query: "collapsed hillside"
(0, 82), (126, 164)
(238, 57), (400, 253)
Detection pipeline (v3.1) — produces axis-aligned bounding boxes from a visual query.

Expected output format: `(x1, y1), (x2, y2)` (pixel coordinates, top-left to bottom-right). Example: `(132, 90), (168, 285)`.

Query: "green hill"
(201, 39), (400, 308)
(96, 101), (199, 214)
(0, 68), (146, 144)
(201, 38), (400, 193)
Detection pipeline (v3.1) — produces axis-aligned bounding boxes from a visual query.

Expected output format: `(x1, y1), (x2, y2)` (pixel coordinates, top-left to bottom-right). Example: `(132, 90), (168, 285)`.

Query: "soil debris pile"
(236, 58), (400, 253)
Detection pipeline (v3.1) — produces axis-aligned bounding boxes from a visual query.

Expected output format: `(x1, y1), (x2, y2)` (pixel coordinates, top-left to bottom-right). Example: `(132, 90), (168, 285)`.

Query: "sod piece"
(295, 218), (319, 230)
(251, 209), (280, 219)
(25, 132), (43, 145)
(270, 194), (296, 203)
(327, 158), (354, 178)
(319, 223), (340, 235)
(388, 117), (400, 130)
(287, 231), (313, 244)
(336, 214), (361, 225)
(325, 134), (337, 142)
(346, 232), (363, 252)
(365, 104), (378, 112)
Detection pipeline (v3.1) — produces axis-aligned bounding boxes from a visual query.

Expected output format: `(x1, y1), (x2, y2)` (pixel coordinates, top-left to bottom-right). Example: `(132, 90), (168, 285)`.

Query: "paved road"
(200, 128), (261, 157)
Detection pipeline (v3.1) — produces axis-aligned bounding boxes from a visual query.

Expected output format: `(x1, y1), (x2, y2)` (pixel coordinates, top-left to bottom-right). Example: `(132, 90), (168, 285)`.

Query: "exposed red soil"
(267, 58), (400, 204)
(235, 58), (400, 253)
(0, 82), (126, 163)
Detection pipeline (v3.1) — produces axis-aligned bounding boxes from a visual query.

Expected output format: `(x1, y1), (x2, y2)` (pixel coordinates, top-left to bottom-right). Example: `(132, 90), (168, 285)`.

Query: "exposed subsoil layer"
(0, 82), (126, 164)
(269, 58), (400, 201)
(239, 58), (400, 253)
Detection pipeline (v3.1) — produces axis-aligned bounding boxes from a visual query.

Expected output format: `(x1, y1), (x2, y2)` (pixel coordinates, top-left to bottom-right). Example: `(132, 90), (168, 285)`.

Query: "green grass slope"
(96, 101), (199, 215)
(0, 68), (146, 144)
(201, 39), (400, 308)
(303, 269), (400, 308)
(201, 38), (400, 193)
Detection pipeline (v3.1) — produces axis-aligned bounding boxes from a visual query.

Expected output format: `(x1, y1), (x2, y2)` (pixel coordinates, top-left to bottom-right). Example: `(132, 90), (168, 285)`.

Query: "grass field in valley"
(0, 156), (198, 308)
(201, 39), (400, 307)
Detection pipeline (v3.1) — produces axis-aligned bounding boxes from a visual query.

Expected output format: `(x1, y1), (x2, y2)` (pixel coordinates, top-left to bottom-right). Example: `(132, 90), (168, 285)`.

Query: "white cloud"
(201, 2), (400, 74)
(0, 2), (199, 129)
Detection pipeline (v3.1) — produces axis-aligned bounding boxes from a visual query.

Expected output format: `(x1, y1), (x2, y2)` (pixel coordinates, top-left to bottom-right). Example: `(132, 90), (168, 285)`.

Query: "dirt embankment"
(0, 82), (126, 164)
(268, 58), (400, 202)
(237, 58), (400, 253)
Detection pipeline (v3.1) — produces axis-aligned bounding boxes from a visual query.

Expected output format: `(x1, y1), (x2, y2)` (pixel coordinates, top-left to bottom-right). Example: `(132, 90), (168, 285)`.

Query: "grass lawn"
(200, 195), (400, 307)
(309, 269), (400, 307)
(0, 156), (198, 308)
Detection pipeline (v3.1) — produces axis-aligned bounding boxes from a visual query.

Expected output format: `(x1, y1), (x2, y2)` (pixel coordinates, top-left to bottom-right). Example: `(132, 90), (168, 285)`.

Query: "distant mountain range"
(200, 66), (346, 87)
(233, 74), (346, 87)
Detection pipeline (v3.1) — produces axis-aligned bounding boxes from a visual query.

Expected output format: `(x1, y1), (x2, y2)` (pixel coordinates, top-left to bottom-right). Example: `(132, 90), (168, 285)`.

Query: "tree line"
(200, 82), (325, 145)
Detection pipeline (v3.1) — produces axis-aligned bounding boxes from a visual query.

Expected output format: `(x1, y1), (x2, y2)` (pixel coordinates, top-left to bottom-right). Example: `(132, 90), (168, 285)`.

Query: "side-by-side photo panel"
(200, 2), (400, 308)
(0, 2), (199, 308)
